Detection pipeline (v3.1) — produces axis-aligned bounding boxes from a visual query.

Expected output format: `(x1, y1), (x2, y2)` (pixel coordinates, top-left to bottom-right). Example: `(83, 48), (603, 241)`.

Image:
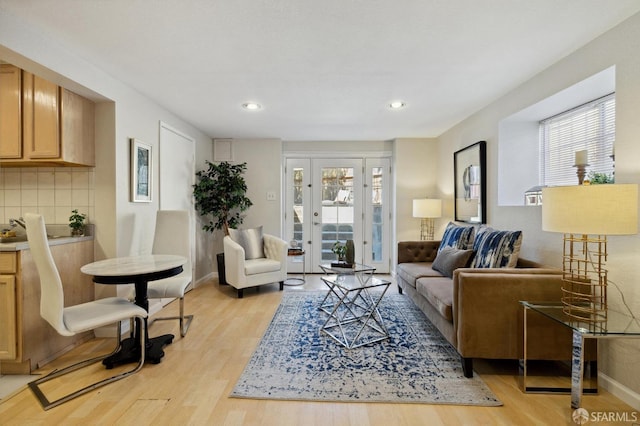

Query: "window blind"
(539, 93), (615, 187)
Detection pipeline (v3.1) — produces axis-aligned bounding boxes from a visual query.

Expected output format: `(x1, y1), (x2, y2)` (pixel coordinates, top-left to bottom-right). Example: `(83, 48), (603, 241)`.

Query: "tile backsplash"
(0, 167), (95, 226)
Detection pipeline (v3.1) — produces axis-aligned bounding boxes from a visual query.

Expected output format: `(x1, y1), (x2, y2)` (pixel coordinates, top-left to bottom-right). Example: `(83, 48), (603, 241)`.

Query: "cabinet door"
(0, 64), (22, 159)
(0, 275), (17, 360)
(23, 71), (60, 159)
(61, 88), (95, 166)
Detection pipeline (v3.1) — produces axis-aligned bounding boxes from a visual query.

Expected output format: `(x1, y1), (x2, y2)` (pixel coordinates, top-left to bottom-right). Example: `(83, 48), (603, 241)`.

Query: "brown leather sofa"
(396, 240), (587, 377)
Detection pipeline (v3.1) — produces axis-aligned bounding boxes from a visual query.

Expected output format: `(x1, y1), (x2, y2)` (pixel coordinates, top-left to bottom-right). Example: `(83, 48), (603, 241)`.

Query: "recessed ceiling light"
(389, 101), (406, 109)
(242, 102), (262, 111)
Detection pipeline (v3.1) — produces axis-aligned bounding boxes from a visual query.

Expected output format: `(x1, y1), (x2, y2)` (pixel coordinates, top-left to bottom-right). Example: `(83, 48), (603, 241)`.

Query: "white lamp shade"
(542, 184), (638, 235)
(413, 199), (442, 218)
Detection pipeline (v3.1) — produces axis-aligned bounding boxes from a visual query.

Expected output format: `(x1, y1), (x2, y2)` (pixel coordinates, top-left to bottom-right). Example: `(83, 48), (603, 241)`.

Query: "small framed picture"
(131, 138), (152, 202)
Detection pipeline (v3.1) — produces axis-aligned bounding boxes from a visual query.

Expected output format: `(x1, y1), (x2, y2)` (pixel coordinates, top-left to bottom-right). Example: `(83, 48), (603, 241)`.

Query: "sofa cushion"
(396, 262), (443, 288)
(438, 222), (475, 253)
(416, 277), (454, 321)
(432, 247), (475, 278)
(470, 227), (522, 268)
(244, 257), (281, 275)
(229, 226), (265, 260)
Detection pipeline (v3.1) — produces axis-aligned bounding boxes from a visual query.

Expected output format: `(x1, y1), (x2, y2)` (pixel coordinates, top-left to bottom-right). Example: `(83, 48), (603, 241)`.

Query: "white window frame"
(539, 93), (615, 187)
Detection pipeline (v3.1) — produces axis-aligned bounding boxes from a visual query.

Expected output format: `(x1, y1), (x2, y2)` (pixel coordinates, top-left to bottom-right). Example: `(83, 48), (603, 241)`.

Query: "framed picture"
(454, 141), (486, 223)
(131, 138), (152, 202)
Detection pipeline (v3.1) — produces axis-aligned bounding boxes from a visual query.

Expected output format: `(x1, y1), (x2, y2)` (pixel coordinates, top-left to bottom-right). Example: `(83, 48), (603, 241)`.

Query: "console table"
(521, 301), (640, 409)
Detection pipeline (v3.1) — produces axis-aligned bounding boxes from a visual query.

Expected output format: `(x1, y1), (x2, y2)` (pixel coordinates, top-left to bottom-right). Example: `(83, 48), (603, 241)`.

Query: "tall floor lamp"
(542, 184), (638, 323)
(413, 198), (442, 241)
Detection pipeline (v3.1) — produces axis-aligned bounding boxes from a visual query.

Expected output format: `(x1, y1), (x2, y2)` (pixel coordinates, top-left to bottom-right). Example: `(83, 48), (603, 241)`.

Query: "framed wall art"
(454, 140), (486, 223)
(131, 138), (152, 202)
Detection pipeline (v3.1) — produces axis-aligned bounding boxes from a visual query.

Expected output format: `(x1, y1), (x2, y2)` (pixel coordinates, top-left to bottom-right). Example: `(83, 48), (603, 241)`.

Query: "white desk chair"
(24, 213), (148, 411)
(144, 210), (194, 337)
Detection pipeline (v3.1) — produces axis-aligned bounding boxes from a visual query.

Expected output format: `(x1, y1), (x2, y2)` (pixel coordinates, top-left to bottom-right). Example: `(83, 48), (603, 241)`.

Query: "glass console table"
(521, 301), (640, 409)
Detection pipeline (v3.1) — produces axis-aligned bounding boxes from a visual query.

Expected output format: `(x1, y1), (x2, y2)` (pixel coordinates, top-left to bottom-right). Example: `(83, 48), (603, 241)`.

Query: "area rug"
(231, 291), (502, 406)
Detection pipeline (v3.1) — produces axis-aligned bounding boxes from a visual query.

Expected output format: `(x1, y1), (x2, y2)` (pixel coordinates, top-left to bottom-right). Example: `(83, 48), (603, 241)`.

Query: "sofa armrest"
(452, 267), (568, 360)
(397, 240), (441, 264)
(223, 235), (246, 285)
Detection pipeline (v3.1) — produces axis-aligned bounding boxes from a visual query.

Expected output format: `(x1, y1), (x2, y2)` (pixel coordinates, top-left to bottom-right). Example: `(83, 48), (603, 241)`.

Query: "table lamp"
(413, 198), (442, 241)
(542, 184), (638, 322)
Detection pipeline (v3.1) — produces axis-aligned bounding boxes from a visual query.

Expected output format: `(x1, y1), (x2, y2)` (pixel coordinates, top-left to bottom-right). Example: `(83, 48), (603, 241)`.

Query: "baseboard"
(195, 272), (216, 287)
(599, 372), (640, 411)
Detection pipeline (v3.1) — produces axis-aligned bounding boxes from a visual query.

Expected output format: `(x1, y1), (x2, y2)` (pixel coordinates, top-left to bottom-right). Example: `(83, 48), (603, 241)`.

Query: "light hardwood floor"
(0, 275), (635, 425)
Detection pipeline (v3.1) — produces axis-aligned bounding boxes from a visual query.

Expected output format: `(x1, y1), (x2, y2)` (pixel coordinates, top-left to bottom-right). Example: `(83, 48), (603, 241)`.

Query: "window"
(539, 93), (615, 186)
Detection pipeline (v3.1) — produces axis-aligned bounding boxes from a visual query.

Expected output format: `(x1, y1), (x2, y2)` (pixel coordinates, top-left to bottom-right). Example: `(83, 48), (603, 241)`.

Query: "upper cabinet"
(0, 64), (22, 159)
(0, 66), (95, 167)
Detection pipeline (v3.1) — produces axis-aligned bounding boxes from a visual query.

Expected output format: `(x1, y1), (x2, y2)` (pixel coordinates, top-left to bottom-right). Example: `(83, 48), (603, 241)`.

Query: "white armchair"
(223, 233), (288, 298)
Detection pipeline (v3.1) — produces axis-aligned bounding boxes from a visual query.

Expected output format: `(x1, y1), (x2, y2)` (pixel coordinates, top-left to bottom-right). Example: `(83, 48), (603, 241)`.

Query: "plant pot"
(71, 228), (84, 237)
(216, 252), (228, 285)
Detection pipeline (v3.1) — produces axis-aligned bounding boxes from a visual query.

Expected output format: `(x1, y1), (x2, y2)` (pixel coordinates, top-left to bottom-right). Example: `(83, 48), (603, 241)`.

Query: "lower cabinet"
(0, 241), (95, 374)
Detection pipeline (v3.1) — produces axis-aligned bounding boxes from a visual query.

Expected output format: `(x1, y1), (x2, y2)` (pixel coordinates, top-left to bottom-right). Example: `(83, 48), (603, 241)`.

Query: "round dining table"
(81, 254), (186, 368)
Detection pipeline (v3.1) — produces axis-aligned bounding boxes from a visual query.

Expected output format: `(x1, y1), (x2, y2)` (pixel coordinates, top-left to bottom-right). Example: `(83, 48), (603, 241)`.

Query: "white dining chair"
(144, 210), (194, 337)
(24, 213), (149, 411)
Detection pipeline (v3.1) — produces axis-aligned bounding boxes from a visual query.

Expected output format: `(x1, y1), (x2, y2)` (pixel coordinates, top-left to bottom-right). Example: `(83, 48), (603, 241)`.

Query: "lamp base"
(420, 218), (435, 241)
(561, 233), (607, 323)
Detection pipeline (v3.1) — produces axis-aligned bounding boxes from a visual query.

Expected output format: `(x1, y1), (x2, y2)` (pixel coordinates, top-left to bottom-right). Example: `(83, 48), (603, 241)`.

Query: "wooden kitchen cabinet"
(0, 67), (95, 166)
(0, 241), (95, 374)
(0, 64), (22, 159)
(0, 252), (18, 360)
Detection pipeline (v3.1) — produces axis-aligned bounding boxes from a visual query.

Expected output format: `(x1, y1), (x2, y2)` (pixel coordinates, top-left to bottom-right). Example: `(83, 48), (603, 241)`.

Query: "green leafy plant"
(193, 161), (253, 236)
(587, 171), (614, 184)
(69, 209), (86, 235)
(332, 241), (346, 259)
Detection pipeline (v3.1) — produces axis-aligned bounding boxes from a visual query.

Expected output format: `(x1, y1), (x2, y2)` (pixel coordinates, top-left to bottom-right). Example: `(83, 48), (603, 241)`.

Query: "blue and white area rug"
(231, 291), (502, 406)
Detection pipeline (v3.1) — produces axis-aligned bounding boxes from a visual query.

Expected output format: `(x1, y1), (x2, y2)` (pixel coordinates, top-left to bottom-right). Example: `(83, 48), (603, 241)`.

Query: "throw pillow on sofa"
(438, 222), (475, 253)
(470, 227), (522, 268)
(229, 226), (265, 260)
(432, 247), (475, 278)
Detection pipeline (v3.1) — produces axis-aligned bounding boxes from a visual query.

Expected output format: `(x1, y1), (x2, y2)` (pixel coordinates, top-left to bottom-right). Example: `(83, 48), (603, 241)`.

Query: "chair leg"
(279, 281), (284, 291)
(237, 288), (244, 298)
(148, 297), (194, 337)
(29, 317), (146, 411)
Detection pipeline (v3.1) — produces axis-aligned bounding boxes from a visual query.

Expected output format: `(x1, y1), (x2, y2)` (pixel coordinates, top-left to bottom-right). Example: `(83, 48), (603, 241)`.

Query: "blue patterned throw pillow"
(470, 227), (522, 268)
(438, 222), (475, 253)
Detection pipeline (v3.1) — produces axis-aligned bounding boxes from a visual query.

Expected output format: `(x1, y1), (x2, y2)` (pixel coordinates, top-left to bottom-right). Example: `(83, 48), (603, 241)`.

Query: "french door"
(285, 157), (390, 273)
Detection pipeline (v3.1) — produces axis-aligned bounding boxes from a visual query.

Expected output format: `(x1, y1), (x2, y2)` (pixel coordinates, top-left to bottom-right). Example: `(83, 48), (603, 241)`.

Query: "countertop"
(0, 224), (94, 252)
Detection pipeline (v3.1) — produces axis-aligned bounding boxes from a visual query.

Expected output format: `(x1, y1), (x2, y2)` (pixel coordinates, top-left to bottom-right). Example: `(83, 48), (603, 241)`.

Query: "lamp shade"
(413, 199), (442, 218)
(542, 184), (638, 235)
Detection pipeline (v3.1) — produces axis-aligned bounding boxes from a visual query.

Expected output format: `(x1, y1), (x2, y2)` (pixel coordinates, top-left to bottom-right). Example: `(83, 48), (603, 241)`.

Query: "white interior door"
(159, 121), (195, 293)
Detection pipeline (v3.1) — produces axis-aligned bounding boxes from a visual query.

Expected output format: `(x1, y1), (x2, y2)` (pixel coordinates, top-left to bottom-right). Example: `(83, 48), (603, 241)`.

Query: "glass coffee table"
(319, 274), (391, 349)
(319, 262), (376, 313)
(521, 301), (640, 408)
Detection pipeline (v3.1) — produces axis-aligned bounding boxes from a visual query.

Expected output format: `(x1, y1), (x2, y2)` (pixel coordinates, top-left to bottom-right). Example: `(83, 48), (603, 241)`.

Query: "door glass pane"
(321, 167), (354, 261)
(371, 167), (383, 261)
(292, 167), (304, 249)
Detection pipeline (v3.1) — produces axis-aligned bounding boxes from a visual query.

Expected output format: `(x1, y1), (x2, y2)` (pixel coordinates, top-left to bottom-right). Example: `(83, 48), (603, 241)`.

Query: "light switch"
(266, 191), (277, 201)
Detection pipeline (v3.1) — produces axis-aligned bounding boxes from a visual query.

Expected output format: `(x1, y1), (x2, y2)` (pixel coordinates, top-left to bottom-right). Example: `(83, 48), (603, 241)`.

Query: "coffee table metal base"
(320, 275), (390, 349)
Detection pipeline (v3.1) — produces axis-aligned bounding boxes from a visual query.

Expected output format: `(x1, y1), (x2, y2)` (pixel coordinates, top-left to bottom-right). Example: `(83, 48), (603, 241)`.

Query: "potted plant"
(193, 161), (253, 284)
(69, 209), (86, 237)
(332, 241), (347, 261)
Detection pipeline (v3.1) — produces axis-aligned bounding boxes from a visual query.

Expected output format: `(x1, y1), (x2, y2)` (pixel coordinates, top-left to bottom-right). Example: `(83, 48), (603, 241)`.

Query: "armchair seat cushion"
(245, 258), (282, 275)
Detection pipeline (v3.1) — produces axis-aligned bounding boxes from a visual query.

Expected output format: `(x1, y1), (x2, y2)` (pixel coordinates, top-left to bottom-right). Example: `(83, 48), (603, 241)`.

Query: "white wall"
(393, 138), (440, 242)
(436, 12), (640, 406)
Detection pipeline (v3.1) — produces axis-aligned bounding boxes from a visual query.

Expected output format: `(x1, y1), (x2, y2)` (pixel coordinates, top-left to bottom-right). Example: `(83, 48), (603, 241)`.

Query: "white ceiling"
(1, 1), (639, 141)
